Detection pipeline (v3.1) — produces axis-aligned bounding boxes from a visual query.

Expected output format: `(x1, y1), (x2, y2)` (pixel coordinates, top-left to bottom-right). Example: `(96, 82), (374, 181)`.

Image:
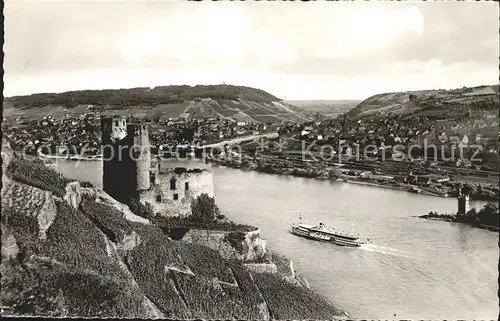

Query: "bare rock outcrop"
(63, 181), (82, 210)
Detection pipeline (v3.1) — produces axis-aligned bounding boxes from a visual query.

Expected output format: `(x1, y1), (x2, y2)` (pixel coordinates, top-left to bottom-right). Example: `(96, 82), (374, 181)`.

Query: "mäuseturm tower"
(101, 116), (151, 204)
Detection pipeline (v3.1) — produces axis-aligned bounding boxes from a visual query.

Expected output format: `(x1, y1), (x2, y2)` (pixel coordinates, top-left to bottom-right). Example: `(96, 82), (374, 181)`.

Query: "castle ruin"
(101, 115), (213, 217)
(141, 158), (214, 217)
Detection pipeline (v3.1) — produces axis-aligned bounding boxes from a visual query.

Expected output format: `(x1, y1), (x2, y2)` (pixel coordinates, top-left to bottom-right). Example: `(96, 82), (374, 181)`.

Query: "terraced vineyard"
(4, 85), (313, 123)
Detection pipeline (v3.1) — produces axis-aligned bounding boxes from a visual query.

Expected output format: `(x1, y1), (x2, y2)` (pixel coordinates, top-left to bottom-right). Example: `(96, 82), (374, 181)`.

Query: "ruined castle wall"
(141, 170), (214, 217)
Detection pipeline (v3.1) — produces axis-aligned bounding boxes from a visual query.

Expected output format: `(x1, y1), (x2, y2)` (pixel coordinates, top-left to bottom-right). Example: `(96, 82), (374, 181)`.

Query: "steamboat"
(290, 222), (364, 247)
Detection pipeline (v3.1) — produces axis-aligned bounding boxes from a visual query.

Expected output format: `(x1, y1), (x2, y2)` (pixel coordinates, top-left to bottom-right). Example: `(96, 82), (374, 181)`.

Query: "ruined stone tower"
(101, 116), (151, 204)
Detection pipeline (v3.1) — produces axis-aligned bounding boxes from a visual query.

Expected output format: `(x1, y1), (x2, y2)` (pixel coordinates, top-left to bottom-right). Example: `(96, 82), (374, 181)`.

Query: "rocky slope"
(3, 85), (313, 123)
(0, 141), (347, 319)
(347, 84), (499, 120)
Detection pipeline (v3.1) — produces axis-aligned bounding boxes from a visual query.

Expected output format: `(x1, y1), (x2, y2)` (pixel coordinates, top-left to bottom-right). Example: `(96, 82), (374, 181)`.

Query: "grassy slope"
(1, 155), (344, 319)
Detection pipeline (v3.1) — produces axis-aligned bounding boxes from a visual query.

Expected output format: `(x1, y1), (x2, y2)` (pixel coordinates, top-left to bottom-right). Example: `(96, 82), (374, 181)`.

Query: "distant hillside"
(346, 85), (499, 119)
(286, 100), (361, 119)
(4, 85), (313, 123)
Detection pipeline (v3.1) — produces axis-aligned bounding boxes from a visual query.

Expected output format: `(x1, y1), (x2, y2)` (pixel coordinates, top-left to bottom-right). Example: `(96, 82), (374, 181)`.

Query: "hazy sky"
(4, 1), (499, 100)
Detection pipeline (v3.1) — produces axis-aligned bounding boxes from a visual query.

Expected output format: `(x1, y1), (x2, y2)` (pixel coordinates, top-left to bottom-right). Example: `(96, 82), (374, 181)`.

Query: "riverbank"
(419, 215), (499, 232)
(419, 203), (499, 232)
(345, 179), (445, 197)
(168, 153), (498, 201)
(210, 159), (454, 198)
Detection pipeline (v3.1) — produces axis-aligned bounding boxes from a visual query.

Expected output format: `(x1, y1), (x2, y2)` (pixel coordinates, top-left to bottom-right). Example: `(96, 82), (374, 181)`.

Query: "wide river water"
(54, 159), (498, 319)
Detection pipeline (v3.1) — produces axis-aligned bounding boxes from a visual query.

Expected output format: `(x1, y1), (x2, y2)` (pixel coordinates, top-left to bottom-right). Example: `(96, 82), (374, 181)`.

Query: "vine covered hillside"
(347, 84), (499, 119)
(3, 84), (313, 123)
(1, 145), (347, 319)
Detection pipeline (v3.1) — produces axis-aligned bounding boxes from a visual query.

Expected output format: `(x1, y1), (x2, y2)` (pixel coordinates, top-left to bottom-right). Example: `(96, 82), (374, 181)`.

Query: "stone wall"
(180, 228), (267, 262)
(244, 263), (278, 274)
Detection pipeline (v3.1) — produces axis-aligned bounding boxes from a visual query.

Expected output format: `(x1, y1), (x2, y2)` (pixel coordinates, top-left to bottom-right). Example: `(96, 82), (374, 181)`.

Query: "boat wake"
(360, 243), (421, 260)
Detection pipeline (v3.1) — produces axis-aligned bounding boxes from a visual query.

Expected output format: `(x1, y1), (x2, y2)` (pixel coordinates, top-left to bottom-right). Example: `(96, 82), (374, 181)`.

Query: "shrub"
(225, 231), (247, 254)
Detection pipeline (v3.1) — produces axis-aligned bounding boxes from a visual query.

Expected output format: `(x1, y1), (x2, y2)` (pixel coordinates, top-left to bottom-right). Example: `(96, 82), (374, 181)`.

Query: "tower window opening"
(170, 178), (177, 190)
(115, 121), (118, 126)
(185, 182), (189, 191)
(173, 193), (179, 200)
(156, 194), (162, 202)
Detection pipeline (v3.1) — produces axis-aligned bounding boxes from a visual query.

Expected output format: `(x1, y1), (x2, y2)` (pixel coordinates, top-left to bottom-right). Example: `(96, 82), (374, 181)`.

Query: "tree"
(328, 167), (342, 179)
(477, 203), (499, 226)
(190, 193), (220, 223)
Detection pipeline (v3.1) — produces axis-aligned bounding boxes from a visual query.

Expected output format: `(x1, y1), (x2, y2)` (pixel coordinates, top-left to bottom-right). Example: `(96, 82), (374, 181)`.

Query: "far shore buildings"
(101, 115), (214, 217)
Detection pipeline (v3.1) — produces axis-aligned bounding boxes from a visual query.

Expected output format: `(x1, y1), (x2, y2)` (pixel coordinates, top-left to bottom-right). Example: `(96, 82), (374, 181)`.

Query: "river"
(53, 159), (498, 319)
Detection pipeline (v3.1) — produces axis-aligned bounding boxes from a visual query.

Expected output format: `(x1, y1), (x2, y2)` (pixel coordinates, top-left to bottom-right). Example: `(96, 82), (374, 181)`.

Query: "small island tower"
(457, 186), (470, 215)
